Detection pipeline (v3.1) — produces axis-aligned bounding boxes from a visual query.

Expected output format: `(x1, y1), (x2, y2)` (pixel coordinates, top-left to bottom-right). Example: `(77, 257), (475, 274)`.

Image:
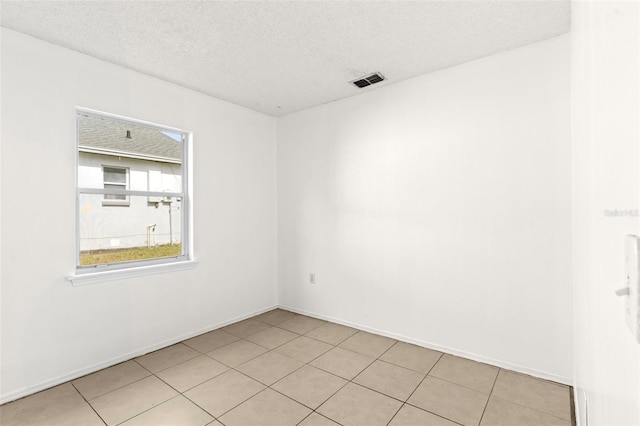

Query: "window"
(102, 166), (129, 205)
(75, 109), (191, 277)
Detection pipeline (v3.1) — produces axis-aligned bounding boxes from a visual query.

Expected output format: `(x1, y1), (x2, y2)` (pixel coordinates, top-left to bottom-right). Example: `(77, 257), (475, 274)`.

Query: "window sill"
(67, 259), (198, 287)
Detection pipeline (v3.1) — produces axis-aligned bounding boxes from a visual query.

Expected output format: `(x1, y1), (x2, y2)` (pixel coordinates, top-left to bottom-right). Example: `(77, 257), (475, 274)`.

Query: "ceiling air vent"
(351, 72), (385, 89)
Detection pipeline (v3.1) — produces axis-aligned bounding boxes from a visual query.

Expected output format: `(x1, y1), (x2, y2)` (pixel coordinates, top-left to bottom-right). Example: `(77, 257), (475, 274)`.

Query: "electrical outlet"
(309, 273), (315, 284)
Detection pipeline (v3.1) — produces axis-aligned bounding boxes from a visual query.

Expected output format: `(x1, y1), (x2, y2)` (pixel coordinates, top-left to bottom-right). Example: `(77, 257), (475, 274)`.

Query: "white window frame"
(68, 108), (195, 286)
(102, 165), (130, 206)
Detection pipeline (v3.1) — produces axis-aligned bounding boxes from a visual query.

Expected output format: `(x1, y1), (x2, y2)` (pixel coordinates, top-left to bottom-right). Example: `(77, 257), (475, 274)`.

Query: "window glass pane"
(77, 112), (187, 270)
(103, 167), (126, 184)
(79, 193), (183, 266)
(78, 113), (183, 191)
(103, 183), (127, 200)
(103, 194), (127, 201)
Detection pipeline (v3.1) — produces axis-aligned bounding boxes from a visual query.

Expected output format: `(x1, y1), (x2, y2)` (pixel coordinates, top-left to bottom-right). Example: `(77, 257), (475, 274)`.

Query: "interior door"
(572, 1), (640, 425)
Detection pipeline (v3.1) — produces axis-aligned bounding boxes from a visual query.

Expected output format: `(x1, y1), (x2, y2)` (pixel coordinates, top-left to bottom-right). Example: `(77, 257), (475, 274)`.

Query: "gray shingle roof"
(78, 113), (182, 163)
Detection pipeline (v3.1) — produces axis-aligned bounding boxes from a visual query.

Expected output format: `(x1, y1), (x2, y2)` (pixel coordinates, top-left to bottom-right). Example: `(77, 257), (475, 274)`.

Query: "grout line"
(113, 394), (183, 426)
(281, 368), (351, 412)
(350, 378), (411, 405)
(397, 351), (471, 425)
(341, 341), (457, 426)
(189, 371), (266, 421)
(179, 389), (221, 424)
(220, 316), (357, 424)
(423, 373), (494, 396)
(295, 411), (344, 426)
(477, 366), (501, 424)
(232, 353), (307, 388)
(401, 401), (466, 426)
(85, 373), (156, 403)
(152, 362), (225, 395)
(135, 351), (200, 375)
(384, 402), (404, 426)
(302, 322), (360, 346)
(205, 339), (268, 368)
(267, 386), (319, 412)
(69, 382), (108, 426)
(404, 351), (443, 401)
(385, 402), (406, 426)
(487, 394), (573, 423)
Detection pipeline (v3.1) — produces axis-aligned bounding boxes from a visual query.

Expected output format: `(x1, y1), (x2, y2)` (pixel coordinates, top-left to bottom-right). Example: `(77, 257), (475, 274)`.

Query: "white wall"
(278, 35), (573, 382)
(0, 29), (278, 402)
(572, 2), (640, 425)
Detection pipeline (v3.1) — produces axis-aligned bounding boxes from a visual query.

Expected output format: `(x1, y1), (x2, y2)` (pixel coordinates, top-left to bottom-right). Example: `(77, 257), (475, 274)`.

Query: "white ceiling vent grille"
(351, 72), (385, 88)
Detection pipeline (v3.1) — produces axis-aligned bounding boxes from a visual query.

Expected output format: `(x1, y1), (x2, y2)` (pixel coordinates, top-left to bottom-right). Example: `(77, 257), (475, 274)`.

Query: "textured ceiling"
(0, 1), (570, 116)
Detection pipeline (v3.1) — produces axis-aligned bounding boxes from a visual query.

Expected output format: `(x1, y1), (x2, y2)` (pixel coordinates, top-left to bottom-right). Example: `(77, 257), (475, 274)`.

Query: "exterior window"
(102, 166), (129, 205)
(76, 110), (190, 272)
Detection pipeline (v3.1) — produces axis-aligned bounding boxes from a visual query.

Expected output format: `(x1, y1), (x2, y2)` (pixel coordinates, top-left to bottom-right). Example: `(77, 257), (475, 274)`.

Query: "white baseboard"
(0, 305), (277, 405)
(573, 387), (587, 426)
(279, 304), (573, 386)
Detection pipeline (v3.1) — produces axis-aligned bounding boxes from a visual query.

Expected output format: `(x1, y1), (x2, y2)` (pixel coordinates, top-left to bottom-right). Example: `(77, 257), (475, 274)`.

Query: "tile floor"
(0, 309), (574, 426)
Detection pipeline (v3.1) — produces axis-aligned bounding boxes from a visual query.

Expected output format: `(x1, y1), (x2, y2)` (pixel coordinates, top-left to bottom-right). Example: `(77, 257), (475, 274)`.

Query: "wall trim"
(68, 260), (199, 286)
(280, 304), (573, 386)
(0, 305), (277, 405)
(573, 387), (587, 426)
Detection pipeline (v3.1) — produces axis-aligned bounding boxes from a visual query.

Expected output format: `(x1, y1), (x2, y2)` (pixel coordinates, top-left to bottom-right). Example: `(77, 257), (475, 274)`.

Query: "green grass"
(80, 244), (182, 266)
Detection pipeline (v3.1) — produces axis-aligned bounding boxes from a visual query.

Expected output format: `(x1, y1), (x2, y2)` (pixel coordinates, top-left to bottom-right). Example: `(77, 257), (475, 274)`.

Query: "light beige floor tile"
(491, 370), (570, 420)
(43, 403), (107, 426)
(277, 315), (326, 334)
(298, 413), (341, 426)
(354, 360), (425, 401)
(339, 331), (397, 358)
(89, 376), (178, 425)
(120, 395), (213, 426)
(236, 351), (303, 385)
(305, 322), (358, 345)
(72, 360), (150, 401)
(274, 336), (333, 363)
(183, 329), (239, 353)
(429, 354), (498, 393)
(380, 342), (443, 374)
(389, 404), (458, 426)
(0, 383), (103, 426)
(480, 396), (570, 426)
(183, 369), (265, 417)
(272, 365), (347, 409)
(245, 326), (298, 349)
(206, 422), (223, 426)
(207, 339), (267, 367)
(218, 388), (311, 426)
(408, 376), (488, 426)
(135, 343), (199, 373)
(317, 383), (402, 426)
(253, 309), (298, 325)
(156, 355), (228, 392)
(310, 346), (374, 380)
(223, 319), (271, 338)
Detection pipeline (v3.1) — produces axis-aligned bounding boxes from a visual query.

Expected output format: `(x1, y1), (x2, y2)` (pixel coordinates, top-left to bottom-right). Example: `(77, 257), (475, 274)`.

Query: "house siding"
(78, 152), (182, 251)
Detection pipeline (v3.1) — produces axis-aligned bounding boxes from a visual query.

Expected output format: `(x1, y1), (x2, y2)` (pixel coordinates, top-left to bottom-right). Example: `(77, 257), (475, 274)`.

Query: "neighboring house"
(78, 113), (183, 252)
